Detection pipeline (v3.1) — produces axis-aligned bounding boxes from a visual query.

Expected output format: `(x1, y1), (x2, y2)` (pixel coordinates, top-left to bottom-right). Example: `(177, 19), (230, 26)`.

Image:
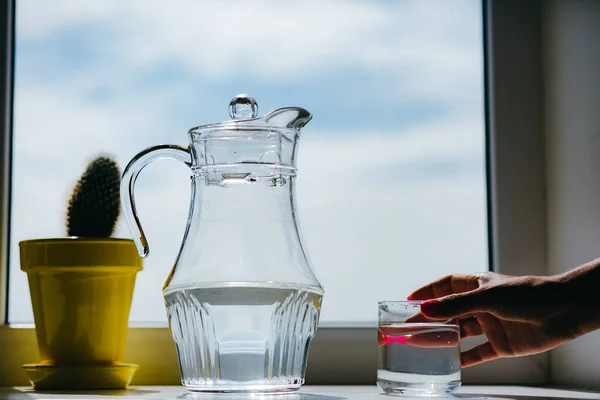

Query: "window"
(1, 0), (549, 386)
(8, 0), (487, 326)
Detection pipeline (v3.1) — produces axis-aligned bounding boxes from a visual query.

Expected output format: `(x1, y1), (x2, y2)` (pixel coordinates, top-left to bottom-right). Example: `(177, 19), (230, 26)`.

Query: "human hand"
(405, 272), (591, 367)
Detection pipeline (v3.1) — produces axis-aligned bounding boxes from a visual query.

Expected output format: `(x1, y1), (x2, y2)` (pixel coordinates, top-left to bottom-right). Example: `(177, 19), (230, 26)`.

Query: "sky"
(8, 0), (488, 326)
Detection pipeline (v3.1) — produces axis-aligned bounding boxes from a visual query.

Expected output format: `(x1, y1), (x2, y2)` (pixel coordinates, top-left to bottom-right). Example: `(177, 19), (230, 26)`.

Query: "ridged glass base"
(165, 283), (322, 393)
(183, 377), (303, 393)
(377, 378), (461, 397)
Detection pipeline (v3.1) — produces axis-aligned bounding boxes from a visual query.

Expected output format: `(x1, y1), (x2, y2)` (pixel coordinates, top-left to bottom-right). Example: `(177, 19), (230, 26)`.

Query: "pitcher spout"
(261, 107), (312, 131)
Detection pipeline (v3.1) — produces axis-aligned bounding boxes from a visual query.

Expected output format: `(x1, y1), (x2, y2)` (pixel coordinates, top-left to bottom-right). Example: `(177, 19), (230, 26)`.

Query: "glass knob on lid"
(228, 94), (259, 120)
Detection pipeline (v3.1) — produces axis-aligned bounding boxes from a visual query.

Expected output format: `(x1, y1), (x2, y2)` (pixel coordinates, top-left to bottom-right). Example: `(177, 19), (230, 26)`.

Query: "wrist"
(548, 263), (600, 335)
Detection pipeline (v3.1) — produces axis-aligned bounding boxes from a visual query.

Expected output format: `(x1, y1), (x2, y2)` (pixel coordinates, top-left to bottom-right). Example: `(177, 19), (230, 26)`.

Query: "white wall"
(543, 0), (600, 388)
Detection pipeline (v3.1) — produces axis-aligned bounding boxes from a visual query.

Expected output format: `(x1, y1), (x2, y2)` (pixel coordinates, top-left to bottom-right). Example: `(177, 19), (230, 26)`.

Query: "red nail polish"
(406, 295), (413, 300)
(421, 299), (440, 315)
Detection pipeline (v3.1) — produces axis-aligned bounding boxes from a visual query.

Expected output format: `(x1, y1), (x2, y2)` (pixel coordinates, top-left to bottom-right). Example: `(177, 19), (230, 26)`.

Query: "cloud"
(16, 0), (483, 107)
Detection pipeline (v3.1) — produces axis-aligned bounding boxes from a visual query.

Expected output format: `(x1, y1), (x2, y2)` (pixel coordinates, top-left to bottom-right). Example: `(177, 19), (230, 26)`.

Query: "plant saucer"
(22, 363), (137, 391)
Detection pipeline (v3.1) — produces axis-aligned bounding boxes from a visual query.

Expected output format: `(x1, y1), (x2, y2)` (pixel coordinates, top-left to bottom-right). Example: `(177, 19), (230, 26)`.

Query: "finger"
(404, 311), (433, 323)
(405, 310), (463, 324)
(460, 317), (483, 338)
(379, 325), (460, 348)
(408, 274), (481, 301)
(405, 330), (460, 348)
(461, 342), (500, 367)
(419, 288), (493, 320)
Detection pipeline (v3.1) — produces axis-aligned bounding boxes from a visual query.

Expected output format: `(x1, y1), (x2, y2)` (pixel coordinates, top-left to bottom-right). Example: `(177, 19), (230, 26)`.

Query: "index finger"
(408, 274), (481, 300)
(404, 310), (432, 323)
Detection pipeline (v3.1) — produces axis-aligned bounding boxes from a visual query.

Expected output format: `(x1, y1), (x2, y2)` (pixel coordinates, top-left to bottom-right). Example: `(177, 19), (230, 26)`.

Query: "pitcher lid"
(188, 94), (312, 138)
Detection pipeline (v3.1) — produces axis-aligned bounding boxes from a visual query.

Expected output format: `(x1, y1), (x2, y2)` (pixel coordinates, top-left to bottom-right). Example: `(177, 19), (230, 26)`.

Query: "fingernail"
(421, 299), (440, 315)
(406, 295), (413, 300)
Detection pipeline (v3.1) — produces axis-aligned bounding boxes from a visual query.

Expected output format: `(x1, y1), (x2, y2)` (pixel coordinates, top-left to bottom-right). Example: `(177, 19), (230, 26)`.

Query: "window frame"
(0, 0), (550, 386)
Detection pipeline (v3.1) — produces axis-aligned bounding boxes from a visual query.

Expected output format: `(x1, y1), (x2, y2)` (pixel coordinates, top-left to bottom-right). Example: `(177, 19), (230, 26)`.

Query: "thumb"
(420, 289), (491, 319)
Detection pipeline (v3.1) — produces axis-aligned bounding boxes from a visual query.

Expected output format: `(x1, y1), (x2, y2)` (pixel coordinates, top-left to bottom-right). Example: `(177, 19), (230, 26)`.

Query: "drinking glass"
(377, 301), (461, 396)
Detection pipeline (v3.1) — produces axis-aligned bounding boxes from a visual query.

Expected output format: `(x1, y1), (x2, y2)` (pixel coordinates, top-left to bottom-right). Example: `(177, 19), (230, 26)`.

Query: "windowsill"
(1, 385), (599, 399)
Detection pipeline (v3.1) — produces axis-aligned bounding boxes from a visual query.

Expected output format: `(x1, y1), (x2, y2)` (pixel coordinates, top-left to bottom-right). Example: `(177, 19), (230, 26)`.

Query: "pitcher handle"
(120, 144), (192, 257)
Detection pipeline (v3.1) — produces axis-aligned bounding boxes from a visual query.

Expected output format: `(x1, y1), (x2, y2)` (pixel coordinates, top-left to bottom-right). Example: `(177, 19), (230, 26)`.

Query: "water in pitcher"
(377, 323), (461, 395)
(164, 282), (323, 392)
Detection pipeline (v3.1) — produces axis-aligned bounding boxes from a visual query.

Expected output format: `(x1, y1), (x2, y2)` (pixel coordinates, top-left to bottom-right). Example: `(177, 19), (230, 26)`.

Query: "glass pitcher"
(120, 95), (324, 393)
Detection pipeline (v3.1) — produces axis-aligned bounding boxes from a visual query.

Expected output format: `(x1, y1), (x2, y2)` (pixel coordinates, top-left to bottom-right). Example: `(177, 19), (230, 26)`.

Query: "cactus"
(66, 156), (121, 238)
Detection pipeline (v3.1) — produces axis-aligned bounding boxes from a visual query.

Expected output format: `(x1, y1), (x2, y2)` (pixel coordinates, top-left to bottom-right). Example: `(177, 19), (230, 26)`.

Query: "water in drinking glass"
(377, 323), (461, 396)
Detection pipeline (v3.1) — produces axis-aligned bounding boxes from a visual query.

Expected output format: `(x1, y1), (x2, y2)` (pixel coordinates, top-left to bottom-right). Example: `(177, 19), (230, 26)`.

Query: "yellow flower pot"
(19, 238), (142, 390)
